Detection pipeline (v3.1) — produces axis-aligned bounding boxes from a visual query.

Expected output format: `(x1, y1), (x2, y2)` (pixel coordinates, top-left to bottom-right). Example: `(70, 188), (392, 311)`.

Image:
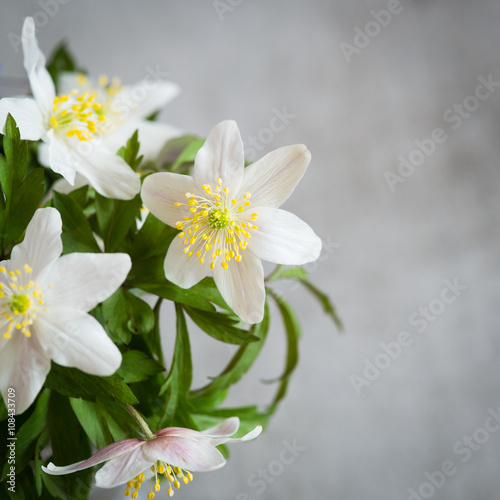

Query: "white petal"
(21, 17), (56, 117)
(163, 238), (210, 288)
(95, 444), (152, 488)
(212, 251), (265, 324)
(238, 144), (311, 208)
(0, 97), (45, 140)
(105, 119), (184, 160)
(249, 207), (322, 265)
(10, 207), (62, 282)
(0, 332), (51, 415)
(194, 120), (244, 193)
(201, 417), (240, 438)
(35, 308), (122, 376)
(44, 252), (131, 311)
(57, 72), (89, 95)
(116, 80), (180, 121)
(73, 147), (141, 200)
(143, 435), (226, 472)
(48, 173), (89, 197)
(43, 439), (144, 476)
(141, 172), (196, 227)
(46, 130), (77, 184)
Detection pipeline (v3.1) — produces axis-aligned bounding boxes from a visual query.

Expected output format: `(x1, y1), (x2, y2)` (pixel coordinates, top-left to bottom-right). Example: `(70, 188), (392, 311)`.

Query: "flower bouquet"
(0, 17), (340, 500)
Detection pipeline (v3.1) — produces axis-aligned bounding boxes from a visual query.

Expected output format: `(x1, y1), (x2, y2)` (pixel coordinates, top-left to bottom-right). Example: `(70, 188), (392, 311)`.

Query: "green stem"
(124, 404), (155, 440)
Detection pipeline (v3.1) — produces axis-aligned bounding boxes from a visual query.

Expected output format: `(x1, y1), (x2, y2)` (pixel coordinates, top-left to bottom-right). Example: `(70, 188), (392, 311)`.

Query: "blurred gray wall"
(1, 1), (500, 499)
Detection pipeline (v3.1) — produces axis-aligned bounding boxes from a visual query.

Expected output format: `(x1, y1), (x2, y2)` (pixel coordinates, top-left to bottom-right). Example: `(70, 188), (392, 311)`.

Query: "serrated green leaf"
(117, 130), (143, 171)
(189, 301), (269, 408)
(266, 264), (308, 282)
(117, 350), (164, 383)
(184, 306), (258, 345)
(102, 288), (155, 344)
(45, 362), (138, 405)
(52, 191), (101, 253)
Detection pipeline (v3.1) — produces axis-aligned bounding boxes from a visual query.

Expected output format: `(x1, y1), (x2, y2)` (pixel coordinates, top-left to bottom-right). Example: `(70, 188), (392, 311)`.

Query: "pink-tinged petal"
(0, 98), (45, 140)
(143, 436), (226, 472)
(201, 417), (240, 438)
(141, 172), (196, 227)
(44, 253), (131, 312)
(0, 332), (51, 415)
(106, 119), (184, 160)
(35, 308), (122, 376)
(42, 439), (144, 476)
(10, 208), (62, 282)
(212, 251), (265, 324)
(117, 80), (180, 121)
(46, 131), (78, 185)
(194, 120), (244, 194)
(238, 145), (311, 208)
(95, 444), (152, 488)
(21, 17), (56, 117)
(163, 238), (211, 288)
(72, 147), (141, 200)
(249, 207), (322, 265)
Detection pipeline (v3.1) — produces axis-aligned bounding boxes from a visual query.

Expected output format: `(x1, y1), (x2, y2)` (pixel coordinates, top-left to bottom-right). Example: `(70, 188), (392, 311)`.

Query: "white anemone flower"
(0, 208), (131, 414)
(55, 71), (182, 161)
(43, 417), (262, 498)
(0, 17), (141, 200)
(141, 120), (322, 324)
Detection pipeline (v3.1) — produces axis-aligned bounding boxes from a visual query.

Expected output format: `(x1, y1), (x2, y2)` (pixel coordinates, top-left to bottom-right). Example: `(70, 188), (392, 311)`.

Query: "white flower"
(0, 17), (141, 200)
(0, 208), (131, 414)
(55, 71), (182, 161)
(43, 417), (262, 498)
(141, 120), (322, 324)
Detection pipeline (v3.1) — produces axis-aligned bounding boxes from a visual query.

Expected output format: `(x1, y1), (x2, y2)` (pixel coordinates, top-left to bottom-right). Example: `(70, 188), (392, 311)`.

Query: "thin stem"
(124, 404), (155, 440)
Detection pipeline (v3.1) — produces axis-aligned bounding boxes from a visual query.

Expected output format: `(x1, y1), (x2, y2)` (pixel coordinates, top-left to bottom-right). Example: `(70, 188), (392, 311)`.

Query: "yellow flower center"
(173, 177), (258, 270)
(0, 265), (49, 339)
(124, 463), (193, 499)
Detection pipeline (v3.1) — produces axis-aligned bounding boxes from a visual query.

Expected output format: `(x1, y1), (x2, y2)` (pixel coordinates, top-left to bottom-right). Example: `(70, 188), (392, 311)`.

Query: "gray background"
(2, 1), (500, 499)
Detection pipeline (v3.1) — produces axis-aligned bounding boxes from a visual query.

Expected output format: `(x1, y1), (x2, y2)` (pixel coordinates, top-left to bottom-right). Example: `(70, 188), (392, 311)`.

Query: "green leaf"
(45, 362), (138, 405)
(0, 115), (44, 252)
(52, 191), (101, 253)
(47, 392), (92, 500)
(117, 350), (164, 383)
(34, 427), (50, 495)
(170, 137), (205, 173)
(117, 130), (143, 171)
(184, 306), (259, 345)
(267, 290), (300, 412)
(155, 304), (192, 428)
(46, 41), (86, 86)
(70, 398), (140, 449)
(102, 288), (155, 344)
(1, 389), (50, 481)
(300, 280), (343, 330)
(266, 265), (308, 282)
(189, 301), (269, 408)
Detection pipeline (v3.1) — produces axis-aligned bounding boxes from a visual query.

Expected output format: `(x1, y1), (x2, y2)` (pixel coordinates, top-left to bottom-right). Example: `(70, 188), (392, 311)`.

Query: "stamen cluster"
(124, 462), (193, 499)
(0, 265), (49, 339)
(173, 177), (258, 269)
